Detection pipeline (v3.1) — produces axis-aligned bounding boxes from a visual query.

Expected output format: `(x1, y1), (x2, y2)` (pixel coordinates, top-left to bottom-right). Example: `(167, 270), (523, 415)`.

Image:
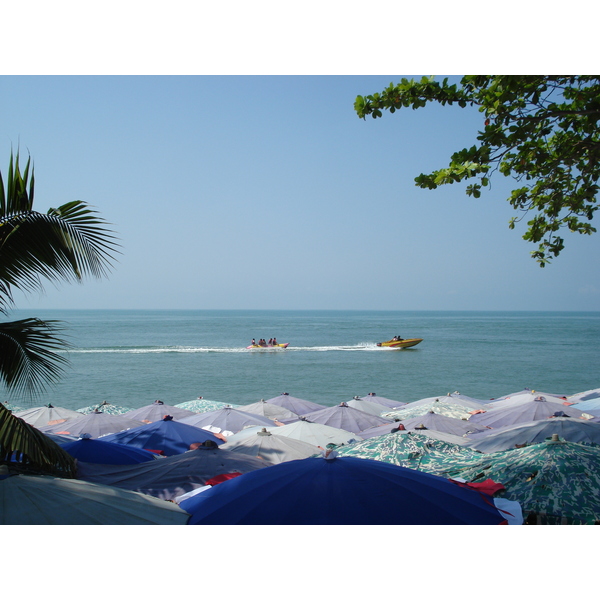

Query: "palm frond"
(0, 319), (70, 399)
(0, 403), (76, 477)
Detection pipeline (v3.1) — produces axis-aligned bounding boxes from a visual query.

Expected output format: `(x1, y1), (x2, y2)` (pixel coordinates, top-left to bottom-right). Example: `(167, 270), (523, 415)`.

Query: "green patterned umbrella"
(77, 400), (133, 415)
(384, 402), (474, 421)
(175, 399), (240, 413)
(336, 430), (480, 471)
(433, 435), (600, 524)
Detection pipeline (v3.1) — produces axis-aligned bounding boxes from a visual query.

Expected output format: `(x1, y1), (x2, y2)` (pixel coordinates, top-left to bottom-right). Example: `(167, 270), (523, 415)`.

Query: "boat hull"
(376, 338), (423, 349)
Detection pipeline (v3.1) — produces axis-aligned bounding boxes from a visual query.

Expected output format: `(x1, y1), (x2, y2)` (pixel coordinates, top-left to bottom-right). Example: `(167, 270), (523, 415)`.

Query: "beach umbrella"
(1, 401), (24, 412)
(38, 409), (145, 438)
(566, 397), (600, 416)
(180, 454), (515, 525)
(178, 407), (277, 437)
(43, 433), (79, 446)
(265, 393), (325, 415)
(567, 388), (600, 403)
(175, 398), (240, 413)
(301, 403), (393, 434)
(62, 434), (158, 465)
(464, 417), (600, 453)
(99, 415), (225, 456)
(484, 389), (567, 409)
(13, 404), (83, 428)
(268, 418), (362, 447)
(446, 436), (600, 524)
(124, 400), (196, 423)
(76, 400), (134, 415)
(384, 401), (475, 421)
(336, 429), (480, 470)
(220, 428), (320, 463)
(468, 397), (589, 429)
(0, 470), (189, 525)
(346, 397), (389, 417)
(394, 411), (490, 436)
(357, 393), (407, 409)
(76, 445), (268, 501)
(237, 399), (298, 421)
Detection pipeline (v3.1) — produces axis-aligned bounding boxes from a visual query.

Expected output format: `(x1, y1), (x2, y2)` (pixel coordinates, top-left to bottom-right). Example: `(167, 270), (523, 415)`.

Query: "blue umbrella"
(180, 454), (513, 525)
(62, 435), (158, 465)
(99, 415), (224, 456)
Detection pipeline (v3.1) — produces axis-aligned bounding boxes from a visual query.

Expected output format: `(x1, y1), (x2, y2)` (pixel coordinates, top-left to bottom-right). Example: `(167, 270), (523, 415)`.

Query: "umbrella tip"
(550, 433), (560, 442)
(80, 433), (92, 440)
(163, 415), (174, 421)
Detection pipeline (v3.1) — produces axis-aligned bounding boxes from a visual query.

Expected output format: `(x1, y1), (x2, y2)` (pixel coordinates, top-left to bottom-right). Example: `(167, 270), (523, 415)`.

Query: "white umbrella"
(124, 400), (196, 423)
(346, 397), (388, 417)
(220, 429), (320, 463)
(267, 418), (362, 447)
(39, 409), (145, 438)
(237, 399), (298, 421)
(0, 471), (189, 525)
(13, 404), (83, 428)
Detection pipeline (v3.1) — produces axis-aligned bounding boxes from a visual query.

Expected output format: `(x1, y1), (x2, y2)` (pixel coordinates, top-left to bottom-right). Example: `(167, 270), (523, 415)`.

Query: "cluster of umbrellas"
(2, 386), (600, 524)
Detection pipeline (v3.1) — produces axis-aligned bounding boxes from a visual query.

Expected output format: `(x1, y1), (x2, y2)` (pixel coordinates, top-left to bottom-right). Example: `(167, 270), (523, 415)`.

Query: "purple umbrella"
(396, 410), (489, 436)
(39, 409), (145, 438)
(265, 393), (325, 415)
(357, 393), (407, 409)
(300, 402), (393, 434)
(178, 407), (277, 436)
(124, 400), (196, 423)
(469, 397), (589, 429)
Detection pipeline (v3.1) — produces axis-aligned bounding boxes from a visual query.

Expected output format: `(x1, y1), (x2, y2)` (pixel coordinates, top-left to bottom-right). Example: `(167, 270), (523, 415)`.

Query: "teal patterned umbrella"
(77, 400), (133, 415)
(384, 402), (474, 421)
(433, 435), (600, 524)
(175, 398), (241, 413)
(336, 430), (480, 471)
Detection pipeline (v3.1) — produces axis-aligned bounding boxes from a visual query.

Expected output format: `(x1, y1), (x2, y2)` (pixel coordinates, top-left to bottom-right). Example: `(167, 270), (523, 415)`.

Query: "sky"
(1, 6), (598, 313)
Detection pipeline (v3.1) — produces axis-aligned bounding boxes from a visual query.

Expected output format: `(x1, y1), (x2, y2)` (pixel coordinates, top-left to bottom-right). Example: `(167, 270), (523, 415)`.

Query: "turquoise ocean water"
(3, 310), (599, 411)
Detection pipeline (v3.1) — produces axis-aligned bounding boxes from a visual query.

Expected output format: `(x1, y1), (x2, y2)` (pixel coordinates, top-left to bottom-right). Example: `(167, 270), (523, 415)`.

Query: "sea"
(3, 309), (599, 412)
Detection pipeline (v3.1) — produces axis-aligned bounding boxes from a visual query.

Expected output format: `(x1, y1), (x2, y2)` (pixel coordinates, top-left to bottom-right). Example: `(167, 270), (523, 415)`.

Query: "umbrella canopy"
(345, 398), (389, 417)
(465, 417), (600, 453)
(39, 409), (145, 438)
(268, 418), (362, 447)
(62, 435), (158, 465)
(124, 400), (196, 423)
(175, 398), (240, 413)
(468, 397), (589, 429)
(237, 399), (298, 421)
(1, 401), (24, 412)
(13, 404), (83, 428)
(265, 393), (325, 415)
(178, 407), (277, 436)
(0, 470), (189, 525)
(567, 397), (600, 416)
(484, 390), (567, 409)
(446, 436), (600, 524)
(568, 388), (600, 403)
(301, 403), (393, 434)
(357, 393), (407, 409)
(394, 411), (490, 436)
(384, 401), (475, 421)
(76, 445), (268, 501)
(76, 400), (133, 415)
(220, 429), (320, 463)
(99, 415), (225, 456)
(336, 429), (480, 471)
(180, 454), (513, 525)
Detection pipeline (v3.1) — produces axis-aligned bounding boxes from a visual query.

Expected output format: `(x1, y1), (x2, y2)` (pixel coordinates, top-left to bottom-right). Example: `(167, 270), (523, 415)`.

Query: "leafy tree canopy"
(355, 76), (600, 265)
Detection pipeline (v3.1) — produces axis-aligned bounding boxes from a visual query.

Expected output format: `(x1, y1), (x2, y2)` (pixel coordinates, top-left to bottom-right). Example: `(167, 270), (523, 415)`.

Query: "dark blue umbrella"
(99, 415), (224, 456)
(180, 454), (513, 525)
(62, 435), (158, 465)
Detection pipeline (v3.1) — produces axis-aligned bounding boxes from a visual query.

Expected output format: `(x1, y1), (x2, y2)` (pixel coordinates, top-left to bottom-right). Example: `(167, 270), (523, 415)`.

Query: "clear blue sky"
(1, 9), (598, 312)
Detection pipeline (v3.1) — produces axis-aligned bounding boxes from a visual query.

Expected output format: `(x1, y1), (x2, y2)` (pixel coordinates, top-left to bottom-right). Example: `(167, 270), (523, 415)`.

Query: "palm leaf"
(0, 402), (76, 477)
(0, 319), (70, 399)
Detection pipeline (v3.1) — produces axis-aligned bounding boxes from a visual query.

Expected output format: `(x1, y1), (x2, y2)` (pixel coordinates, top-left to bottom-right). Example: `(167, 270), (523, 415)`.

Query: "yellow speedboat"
(377, 338), (423, 349)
